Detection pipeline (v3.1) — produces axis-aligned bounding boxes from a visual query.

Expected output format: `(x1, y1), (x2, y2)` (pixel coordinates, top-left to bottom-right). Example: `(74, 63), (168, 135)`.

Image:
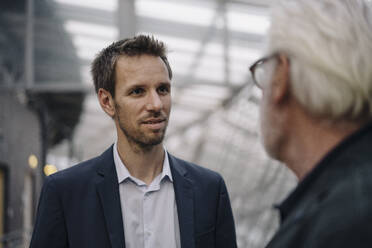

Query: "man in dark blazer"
(30, 35), (237, 248)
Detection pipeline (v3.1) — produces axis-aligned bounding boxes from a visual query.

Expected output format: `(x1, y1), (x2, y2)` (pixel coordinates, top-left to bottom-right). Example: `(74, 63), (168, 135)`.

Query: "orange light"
(28, 155), (38, 169)
(43, 164), (58, 176)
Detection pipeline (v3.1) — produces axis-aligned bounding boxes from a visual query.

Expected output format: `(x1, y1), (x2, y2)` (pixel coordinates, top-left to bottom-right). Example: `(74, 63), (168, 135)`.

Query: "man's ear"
(272, 54), (290, 104)
(98, 88), (115, 118)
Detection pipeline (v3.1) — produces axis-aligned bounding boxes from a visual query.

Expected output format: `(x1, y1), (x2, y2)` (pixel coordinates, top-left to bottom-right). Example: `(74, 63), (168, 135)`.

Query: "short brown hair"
(91, 34), (172, 97)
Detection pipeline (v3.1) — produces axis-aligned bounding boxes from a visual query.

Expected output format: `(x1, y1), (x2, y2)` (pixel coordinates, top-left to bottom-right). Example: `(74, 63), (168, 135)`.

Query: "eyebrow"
(159, 82), (171, 87)
(126, 84), (145, 90)
(126, 82), (170, 90)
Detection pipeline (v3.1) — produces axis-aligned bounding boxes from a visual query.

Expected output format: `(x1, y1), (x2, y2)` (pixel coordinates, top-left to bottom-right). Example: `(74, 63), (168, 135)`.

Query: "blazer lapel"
(95, 146), (126, 248)
(169, 154), (195, 248)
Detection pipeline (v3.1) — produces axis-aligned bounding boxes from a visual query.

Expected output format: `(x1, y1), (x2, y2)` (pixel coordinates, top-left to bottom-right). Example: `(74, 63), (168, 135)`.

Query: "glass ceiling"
(48, 0), (272, 156)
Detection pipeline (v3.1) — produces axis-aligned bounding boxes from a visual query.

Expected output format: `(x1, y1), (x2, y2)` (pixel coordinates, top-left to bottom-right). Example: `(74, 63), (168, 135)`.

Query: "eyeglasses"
(249, 53), (279, 89)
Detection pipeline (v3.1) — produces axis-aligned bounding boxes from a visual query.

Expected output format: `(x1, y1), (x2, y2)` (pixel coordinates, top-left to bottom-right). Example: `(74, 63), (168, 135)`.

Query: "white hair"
(267, 0), (372, 121)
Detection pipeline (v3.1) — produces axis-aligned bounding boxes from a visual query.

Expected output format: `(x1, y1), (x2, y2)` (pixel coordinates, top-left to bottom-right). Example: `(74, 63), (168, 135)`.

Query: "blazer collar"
(168, 154), (195, 248)
(95, 145), (126, 248)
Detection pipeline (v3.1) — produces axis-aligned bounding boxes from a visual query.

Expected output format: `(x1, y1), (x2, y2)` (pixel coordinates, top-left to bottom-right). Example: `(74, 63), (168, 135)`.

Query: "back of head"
(267, 0), (372, 122)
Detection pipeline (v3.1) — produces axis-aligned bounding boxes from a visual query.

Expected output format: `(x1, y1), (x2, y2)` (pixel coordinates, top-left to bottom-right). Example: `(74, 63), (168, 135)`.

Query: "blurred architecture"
(0, 0), (84, 246)
(1, 0), (297, 247)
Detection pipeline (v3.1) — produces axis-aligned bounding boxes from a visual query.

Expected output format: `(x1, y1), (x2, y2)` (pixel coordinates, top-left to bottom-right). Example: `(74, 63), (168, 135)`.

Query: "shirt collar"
(113, 142), (173, 184)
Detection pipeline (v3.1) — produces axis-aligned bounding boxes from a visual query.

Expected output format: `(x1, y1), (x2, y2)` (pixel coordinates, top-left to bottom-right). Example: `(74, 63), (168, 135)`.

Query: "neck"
(116, 135), (165, 185)
(281, 105), (363, 181)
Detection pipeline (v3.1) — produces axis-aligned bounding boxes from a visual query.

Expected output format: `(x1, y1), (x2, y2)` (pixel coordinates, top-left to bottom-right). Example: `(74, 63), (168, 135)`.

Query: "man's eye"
(158, 85), (170, 94)
(130, 88), (144, 95)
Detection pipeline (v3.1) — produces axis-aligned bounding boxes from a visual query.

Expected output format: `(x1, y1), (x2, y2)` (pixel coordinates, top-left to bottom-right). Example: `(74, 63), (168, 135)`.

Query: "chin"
(261, 133), (273, 157)
(262, 127), (286, 162)
(260, 121), (281, 160)
(263, 141), (279, 160)
(140, 133), (165, 147)
(146, 134), (164, 144)
(259, 102), (285, 161)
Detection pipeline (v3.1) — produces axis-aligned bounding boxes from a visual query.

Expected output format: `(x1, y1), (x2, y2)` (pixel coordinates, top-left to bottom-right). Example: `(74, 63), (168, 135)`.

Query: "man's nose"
(146, 91), (163, 112)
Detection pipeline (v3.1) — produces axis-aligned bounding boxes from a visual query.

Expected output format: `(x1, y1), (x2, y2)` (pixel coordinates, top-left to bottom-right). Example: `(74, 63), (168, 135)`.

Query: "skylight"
(136, 0), (216, 27)
(53, 0), (117, 11)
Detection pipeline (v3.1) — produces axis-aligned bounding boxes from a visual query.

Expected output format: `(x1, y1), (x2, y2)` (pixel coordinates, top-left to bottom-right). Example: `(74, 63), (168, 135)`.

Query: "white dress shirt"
(113, 142), (181, 248)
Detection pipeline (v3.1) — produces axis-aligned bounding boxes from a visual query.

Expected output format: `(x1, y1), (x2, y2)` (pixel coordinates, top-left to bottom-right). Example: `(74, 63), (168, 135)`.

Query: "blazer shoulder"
(169, 154), (223, 183)
(47, 152), (107, 187)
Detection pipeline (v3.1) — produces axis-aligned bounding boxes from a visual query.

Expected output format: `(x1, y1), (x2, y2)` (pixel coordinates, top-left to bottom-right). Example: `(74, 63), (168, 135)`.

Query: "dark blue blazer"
(30, 146), (237, 248)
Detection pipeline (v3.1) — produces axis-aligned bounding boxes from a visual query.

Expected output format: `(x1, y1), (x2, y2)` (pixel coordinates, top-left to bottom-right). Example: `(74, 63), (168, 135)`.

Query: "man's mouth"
(141, 118), (167, 130)
(142, 118), (165, 124)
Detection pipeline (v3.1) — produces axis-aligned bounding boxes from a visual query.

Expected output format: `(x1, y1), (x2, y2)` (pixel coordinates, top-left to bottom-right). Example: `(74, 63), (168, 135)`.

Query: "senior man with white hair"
(249, 0), (372, 247)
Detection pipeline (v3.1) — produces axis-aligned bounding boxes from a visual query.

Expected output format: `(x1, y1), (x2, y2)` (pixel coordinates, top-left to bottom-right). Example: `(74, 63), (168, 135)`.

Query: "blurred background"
(0, 0), (297, 247)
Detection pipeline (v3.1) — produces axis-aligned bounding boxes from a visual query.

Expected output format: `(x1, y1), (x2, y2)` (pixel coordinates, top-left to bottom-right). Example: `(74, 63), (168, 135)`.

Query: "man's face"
(113, 54), (171, 148)
(258, 59), (285, 160)
(260, 86), (281, 159)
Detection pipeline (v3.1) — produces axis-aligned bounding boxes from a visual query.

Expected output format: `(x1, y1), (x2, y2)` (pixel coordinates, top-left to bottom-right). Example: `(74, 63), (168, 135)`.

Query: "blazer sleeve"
(216, 177), (238, 248)
(29, 175), (69, 248)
